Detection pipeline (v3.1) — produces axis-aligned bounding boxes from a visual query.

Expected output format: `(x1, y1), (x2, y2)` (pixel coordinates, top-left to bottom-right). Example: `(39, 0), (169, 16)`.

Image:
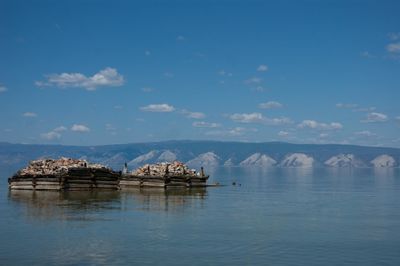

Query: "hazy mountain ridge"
(1, 141), (400, 172)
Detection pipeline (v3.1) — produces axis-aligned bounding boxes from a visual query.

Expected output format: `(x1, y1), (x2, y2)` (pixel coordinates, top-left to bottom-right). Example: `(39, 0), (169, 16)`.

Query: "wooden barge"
(8, 167), (121, 191)
(8, 159), (210, 191)
(119, 168), (209, 189)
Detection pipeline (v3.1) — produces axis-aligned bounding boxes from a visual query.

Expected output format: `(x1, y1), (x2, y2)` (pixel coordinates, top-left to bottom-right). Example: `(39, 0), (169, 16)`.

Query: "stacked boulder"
(17, 157), (108, 176)
(131, 161), (197, 177)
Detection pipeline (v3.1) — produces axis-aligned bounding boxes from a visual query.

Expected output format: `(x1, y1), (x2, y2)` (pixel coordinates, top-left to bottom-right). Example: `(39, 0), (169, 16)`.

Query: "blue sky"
(0, 0), (399, 146)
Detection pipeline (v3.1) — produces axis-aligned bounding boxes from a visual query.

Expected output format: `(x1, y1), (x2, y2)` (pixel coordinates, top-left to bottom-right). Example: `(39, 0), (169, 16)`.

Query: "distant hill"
(1, 141), (400, 173)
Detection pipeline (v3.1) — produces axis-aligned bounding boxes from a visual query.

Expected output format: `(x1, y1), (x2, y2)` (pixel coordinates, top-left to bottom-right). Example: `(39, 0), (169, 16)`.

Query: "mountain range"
(1, 141), (400, 173)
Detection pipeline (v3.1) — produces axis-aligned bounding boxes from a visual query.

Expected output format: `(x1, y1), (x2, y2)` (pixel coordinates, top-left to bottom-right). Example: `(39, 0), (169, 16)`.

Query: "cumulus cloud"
(40, 125), (67, 141)
(298, 120), (343, 130)
(386, 43), (400, 53)
(35, 67), (124, 91)
(230, 112), (292, 125)
(319, 133), (329, 138)
(41, 131), (61, 141)
(395, 116), (400, 124)
(0, 85), (7, 92)
(259, 101), (283, 109)
(181, 109), (206, 119)
(278, 131), (289, 137)
(388, 32), (400, 41)
(192, 121), (221, 128)
(177, 35), (186, 41)
(71, 124), (90, 132)
(205, 127), (257, 137)
(22, 112), (37, 117)
(140, 104), (175, 112)
(54, 126), (67, 132)
(361, 112), (388, 123)
(257, 65), (268, 72)
(145, 50), (151, 56)
(230, 113), (265, 123)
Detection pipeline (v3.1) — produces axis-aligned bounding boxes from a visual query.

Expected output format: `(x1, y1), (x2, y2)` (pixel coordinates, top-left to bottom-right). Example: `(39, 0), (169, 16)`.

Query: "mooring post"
(201, 167), (204, 177)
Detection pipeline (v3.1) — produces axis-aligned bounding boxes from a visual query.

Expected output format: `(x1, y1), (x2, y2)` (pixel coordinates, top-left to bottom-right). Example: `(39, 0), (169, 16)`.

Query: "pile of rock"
(18, 157), (108, 176)
(131, 161), (197, 176)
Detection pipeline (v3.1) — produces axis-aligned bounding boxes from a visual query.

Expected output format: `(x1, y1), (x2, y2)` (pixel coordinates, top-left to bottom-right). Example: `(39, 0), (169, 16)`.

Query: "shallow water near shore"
(1, 167), (400, 265)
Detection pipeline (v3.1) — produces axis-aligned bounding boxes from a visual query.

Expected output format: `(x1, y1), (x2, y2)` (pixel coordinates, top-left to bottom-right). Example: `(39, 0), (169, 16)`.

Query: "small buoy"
(232, 181), (236, 186)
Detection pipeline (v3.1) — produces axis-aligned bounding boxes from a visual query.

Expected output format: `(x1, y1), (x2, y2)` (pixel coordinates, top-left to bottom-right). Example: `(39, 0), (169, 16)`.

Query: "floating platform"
(9, 166), (210, 191)
(119, 174), (209, 189)
(8, 167), (121, 191)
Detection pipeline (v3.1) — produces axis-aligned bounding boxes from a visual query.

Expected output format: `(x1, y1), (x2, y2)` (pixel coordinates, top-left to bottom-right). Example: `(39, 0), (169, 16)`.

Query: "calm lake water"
(1, 167), (400, 265)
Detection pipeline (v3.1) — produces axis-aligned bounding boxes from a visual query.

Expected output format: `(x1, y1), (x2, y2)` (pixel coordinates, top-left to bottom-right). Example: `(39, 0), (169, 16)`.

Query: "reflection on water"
(121, 187), (207, 212)
(2, 167), (400, 265)
(8, 187), (208, 221)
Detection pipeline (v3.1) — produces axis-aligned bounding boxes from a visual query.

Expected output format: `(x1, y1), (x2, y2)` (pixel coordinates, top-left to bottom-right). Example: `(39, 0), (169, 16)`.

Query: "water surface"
(1, 167), (400, 265)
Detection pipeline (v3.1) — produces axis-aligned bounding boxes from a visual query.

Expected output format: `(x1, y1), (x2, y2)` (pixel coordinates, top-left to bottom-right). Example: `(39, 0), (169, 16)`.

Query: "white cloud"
(22, 112), (37, 117)
(386, 42), (400, 53)
(0, 85), (7, 92)
(230, 113), (265, 123)
(140, 103), (175, 112)
(181, 109), (206, 119)
(278, 131), (289, 137)
(71, 124), (90, 132)
(395, 116), (400, 124)
(319, 133), (329, 138)
(257, 65), (268, 72)
(177, 35), (185, 41)
(244, 77), (262, 84)
(145, 50), (151, 56)
(354, 130), (376, 137)
(40, 125), (67, 141)
(259, 101), (283, 109)
(230, 112), (292, 125)
(205, 127), (257, 137)
(192, 121), (221, 128)
(336, 103), (358, 109)
(54, 126), (67, 132)
(114, 105), (123, 110)
(298, 120), (343, 130)
(35, 67), (124, 91)
(361, 112), (388, 123)
(388, 32), (400, 41)
(41, 131), (61, 141)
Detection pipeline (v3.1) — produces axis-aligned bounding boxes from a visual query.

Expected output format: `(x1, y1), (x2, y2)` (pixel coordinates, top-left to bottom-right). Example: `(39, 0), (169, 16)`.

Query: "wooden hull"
(9, 172), (209, 191)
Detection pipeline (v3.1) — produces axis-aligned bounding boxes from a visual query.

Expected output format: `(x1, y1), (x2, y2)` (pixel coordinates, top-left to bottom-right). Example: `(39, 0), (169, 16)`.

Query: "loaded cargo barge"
(8, 158), (209, 191)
